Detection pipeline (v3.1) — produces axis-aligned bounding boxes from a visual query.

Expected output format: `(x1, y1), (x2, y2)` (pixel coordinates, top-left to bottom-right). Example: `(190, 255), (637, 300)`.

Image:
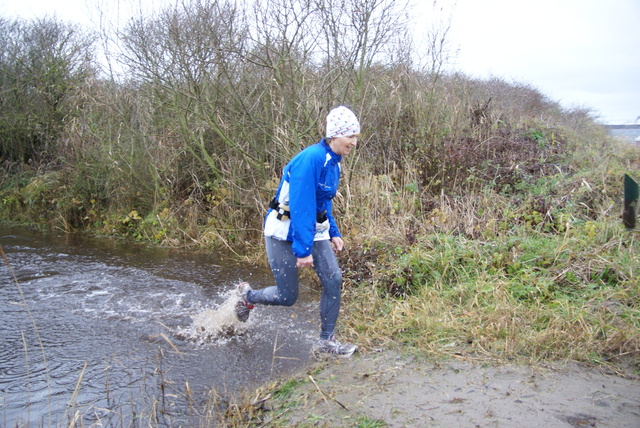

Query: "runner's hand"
(296, 255), (314, 268)
(331, 237), (344, 252)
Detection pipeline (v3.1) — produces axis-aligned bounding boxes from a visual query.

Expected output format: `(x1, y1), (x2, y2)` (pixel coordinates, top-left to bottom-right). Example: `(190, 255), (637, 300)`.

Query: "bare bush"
(0, 0), (609, 249)
(0, 17), (95, 163)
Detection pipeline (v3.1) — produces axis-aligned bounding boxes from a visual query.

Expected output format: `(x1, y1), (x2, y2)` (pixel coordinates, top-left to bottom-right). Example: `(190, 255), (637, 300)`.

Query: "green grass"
(354, 416), (387, 427)
(342, 211), (639, 366)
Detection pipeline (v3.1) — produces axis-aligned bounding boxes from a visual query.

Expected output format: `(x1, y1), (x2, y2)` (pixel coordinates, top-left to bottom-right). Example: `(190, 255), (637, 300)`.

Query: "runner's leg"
(247, 236), (299, 306)
(312, 240), (342, 340)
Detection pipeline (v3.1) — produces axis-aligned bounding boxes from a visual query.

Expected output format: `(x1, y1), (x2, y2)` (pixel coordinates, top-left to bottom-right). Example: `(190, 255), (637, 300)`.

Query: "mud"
(265, 351), (640, 427)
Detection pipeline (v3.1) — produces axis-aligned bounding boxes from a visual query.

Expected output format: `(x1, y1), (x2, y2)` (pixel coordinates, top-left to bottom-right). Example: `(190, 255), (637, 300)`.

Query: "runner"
(236, 106), (360, 357)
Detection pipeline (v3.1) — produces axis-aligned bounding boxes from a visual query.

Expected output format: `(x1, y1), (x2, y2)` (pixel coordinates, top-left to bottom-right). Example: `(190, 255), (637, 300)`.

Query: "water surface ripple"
(0, 227), (318, 426)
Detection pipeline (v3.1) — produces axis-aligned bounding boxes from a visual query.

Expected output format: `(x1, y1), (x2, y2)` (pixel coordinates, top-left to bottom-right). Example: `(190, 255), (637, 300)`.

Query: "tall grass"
(0, 0), (596, 246)
(337, 138), (639, 368)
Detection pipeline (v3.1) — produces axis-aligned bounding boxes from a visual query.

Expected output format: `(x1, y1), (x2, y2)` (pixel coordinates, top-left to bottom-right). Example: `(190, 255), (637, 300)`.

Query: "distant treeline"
(605, 125), (640, 129)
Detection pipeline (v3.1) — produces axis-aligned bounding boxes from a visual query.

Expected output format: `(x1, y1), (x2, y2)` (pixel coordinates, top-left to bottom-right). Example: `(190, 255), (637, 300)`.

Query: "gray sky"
(2, 0), (639, 124)
(436, 0), (640, 125)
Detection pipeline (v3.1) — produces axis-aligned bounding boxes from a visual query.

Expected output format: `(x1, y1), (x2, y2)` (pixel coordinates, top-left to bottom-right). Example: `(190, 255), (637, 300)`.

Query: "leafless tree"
(0, 16), (95, 162)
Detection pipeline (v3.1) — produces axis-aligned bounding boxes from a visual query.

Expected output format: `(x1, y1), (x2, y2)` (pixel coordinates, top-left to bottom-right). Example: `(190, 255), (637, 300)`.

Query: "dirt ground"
(259, 350), (640, 428)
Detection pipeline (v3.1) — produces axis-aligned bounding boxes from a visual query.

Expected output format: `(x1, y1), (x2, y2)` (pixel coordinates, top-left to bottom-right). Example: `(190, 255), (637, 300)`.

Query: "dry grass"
(325, 134), (640, 373)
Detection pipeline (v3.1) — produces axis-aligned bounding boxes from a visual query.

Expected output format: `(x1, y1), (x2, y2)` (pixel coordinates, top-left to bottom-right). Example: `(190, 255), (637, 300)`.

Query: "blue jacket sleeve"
(288, 153), (320, 258)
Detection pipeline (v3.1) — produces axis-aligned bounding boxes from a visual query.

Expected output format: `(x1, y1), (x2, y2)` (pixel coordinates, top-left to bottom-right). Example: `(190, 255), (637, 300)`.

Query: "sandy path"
(272, 351), (640, 427)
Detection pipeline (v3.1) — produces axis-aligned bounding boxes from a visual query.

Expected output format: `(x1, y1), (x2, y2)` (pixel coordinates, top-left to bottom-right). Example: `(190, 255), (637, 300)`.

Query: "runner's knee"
(278, 289), (298, 306)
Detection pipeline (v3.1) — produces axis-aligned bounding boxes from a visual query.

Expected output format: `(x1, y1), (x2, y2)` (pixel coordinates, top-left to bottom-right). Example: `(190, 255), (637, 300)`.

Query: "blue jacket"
(263, 139), (342, 258)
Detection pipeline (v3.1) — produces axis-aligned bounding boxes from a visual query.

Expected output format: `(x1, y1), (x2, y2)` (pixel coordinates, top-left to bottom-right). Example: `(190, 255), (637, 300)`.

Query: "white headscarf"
(326, 106), (360, 138)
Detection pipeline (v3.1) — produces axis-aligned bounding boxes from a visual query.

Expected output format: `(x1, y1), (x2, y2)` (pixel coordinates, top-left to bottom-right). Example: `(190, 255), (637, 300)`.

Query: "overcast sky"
(2, 0), (639, 124)
(437, 0), (640, 124)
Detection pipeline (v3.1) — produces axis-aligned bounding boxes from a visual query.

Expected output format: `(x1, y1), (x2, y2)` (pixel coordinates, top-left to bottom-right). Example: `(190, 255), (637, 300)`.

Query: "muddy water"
(0, 227), (319, 426)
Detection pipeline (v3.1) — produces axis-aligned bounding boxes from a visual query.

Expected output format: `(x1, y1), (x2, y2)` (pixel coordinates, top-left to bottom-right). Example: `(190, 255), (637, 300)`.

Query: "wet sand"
(270, 351), (640, 427)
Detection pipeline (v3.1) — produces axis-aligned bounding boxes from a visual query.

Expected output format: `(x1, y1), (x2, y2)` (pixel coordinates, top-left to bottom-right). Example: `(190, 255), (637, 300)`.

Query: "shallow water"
(608, 126), (640, 143)
(0, 227), (320, 426)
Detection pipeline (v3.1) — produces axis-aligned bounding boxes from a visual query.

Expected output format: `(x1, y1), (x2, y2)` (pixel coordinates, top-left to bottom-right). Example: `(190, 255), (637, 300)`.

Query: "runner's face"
(329, 134), (358, 156)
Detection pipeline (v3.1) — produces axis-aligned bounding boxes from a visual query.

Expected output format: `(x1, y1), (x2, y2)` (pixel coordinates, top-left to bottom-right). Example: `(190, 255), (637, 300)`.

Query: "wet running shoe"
(312, 335), (357, 358)
(235, 282), (254, 322)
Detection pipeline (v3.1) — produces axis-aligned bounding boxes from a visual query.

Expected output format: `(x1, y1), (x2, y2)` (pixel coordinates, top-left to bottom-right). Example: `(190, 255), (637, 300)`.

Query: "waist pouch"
(270, 198), (327, 223)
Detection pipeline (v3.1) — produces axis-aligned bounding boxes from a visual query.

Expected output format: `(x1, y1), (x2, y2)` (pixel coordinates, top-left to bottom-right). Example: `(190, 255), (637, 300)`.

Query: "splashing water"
(1, 227), (320, 427)
(177, 288), (251, 343)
